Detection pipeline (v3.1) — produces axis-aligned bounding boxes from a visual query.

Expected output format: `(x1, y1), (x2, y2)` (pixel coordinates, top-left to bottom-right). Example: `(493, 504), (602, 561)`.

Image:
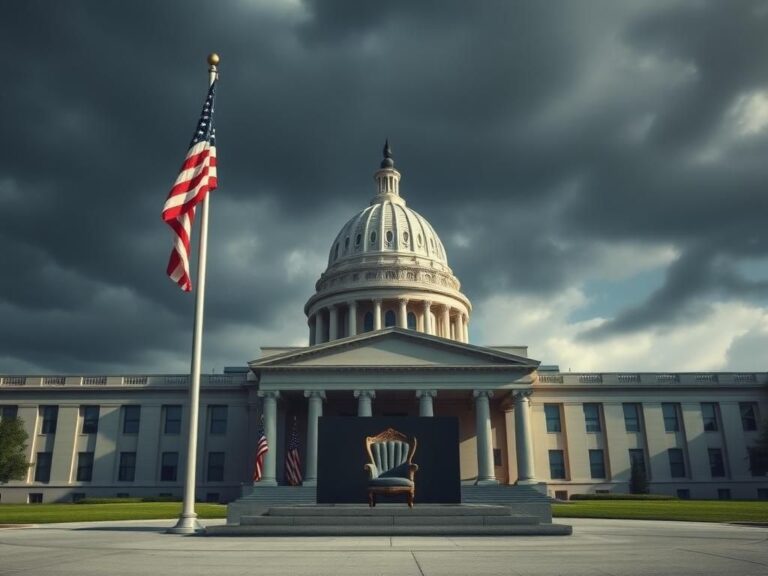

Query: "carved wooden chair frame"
(364, 427), (418, 507)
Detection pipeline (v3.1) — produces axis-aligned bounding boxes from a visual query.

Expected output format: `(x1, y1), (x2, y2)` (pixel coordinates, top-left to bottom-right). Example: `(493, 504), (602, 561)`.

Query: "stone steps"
(206, 523), (572, 536)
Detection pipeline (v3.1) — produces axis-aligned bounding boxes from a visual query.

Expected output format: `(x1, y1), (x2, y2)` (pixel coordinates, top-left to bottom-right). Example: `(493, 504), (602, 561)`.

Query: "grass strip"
(0, 502), (226, 524)
(553, 500), (768, 523)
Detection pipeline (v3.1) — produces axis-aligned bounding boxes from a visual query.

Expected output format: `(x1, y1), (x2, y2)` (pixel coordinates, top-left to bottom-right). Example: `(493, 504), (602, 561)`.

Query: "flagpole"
(169, 53), (219, 535)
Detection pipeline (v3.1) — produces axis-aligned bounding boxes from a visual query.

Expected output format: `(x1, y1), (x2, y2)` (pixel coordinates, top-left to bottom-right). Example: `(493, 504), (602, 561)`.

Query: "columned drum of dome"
(305, 143), (472, 345)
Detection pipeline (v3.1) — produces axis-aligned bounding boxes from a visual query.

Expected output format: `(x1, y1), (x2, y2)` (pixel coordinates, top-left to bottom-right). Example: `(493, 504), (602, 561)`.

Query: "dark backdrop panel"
(317, 417), (460, 504)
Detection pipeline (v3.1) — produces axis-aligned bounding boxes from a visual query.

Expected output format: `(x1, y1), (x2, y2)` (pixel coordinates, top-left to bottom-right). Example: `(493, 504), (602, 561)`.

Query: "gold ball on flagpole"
(208, 53), (220, 66)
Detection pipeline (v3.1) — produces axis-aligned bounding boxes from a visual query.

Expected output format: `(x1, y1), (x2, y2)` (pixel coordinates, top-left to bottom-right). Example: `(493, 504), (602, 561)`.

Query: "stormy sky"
(2, 0), (768, 375)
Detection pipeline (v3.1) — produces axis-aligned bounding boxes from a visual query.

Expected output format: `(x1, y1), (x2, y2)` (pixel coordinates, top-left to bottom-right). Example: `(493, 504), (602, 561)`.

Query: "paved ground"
(0, 518), (766, 576)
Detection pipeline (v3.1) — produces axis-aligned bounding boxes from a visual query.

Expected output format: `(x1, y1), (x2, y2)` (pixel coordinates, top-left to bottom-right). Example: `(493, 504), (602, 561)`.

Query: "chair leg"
(407, 490), (414, 508)
(368, 492), (375, 507)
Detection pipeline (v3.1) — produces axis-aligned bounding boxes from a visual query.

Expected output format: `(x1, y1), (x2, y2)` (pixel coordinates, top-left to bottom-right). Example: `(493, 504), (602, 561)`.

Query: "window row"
(543, 402), (760, 435)
(33, 451), (226, 483)
(9, 404), (231, 436)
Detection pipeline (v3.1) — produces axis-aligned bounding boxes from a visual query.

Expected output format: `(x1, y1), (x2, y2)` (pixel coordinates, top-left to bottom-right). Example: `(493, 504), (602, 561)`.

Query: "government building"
(1, 145), (766, 504)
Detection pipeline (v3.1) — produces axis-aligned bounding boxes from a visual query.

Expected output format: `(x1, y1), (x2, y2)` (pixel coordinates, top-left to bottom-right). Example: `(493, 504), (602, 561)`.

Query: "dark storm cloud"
(1, 0), (768, 372)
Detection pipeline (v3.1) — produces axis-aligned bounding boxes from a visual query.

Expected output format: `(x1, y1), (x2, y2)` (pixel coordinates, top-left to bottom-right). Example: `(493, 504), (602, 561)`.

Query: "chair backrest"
(365, 428), (417, 473)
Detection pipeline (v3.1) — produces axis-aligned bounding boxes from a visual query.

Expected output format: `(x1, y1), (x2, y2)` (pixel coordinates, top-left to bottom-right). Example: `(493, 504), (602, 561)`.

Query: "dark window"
(492, 448), (502, 467)
(701, 403), (718, 432)
(161, 452), (179, 482)
(209, 406), (228, 435)
(677, 489), (690, 500)
(544, 404), (562, 432)
(554, 490), (568, 501)
(583, 403), (601, 432)
(76, 452), (94, 482)
(717, 488), (731, 500)
(164, 405), (182, 435)
(118, 452), (136, 482)
(589, 449), (606, 479)
(35, 452), (52, 482)
(81, 405), (99, 434)
(629, 449), (646, 478)
(662, 403), (680, 432)
(123, 405), (141, 434)
(207, 452), (225, 482)
(41, 405), (58, 435)
(708, 448), (726, 478)
(363, 312), (373, 332)
(748, 447), (768, 476)
(548, 450), (566, 479)
(668, 448), (686, 478)
(384, 310), (396, 327)
(623, 403), (641, 432)
(1, 405), (18, 421)
(407, 312), (417, 330)
(28, 493), (43, 504)
(740, 402), (758, 432)
(757, 488), (768, 500)
(206, 492), (220, 503)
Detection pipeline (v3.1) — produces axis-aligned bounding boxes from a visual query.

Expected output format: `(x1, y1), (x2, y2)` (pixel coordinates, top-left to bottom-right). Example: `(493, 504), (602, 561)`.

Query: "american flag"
(161, 81), (218, 291)
(252, 422), (269, 482)
(284, 417), (303, 486)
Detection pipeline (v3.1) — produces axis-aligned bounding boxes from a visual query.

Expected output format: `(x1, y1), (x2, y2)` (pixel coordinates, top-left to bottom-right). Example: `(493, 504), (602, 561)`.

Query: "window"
(81, 405), (99, 434)
(355, 233), (361, 246)
(758, 488), (768, 500)
(548, 450), (566, 479)
(740, 402), (759, 432)
(623, 403), (641, 432)
(123, 405), (141, 434)
(370, 231), (376, 244)
(363, 312), (373, 332)
(161, 452), (179, 482)
(76, 452), (94, 482)
(677, 489), (690, 500)
(118, 452), (136, 482)
(554, 490), (568, 501)
(544, 404), (562, 432)
(717, 488), (731, 500)
(668, 448), (686, 478)
(748, 447), (767, 477)
(583, 403), (601, 432)
(385, 230), (393, 244)
(407, 312), (417, 330)
(629, 449), (647, 478)
(35, 452), (52, 482)
(701, 402), (718, 431)
(28, 493), (43, 504)
(209, 406), (228, 435)
(41, 405), (58, 435)
(493, 448), (502, 467)
(708, 448), (726, 478)
(589, 449), (606, 479)
(207, 452), (225, 482)
(384, 310), (396, 327)
(164, 405), (182, 435)
(662, 403), (680, 432)
(1, 405), (18, 421)
(206, 492), (220, 503)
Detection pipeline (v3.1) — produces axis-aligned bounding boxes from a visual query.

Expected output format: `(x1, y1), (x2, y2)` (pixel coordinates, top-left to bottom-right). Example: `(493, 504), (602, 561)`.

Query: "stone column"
(373, 299), (382, 330)
(416, 390), (436, 417)
(451, 316), (458, 341)
(473, 390), (497, 484)
(256, 391), (280, 486)
(328, 305), (339, 341)
(303, 390), (325, 486)
(347, 301), (357, 337)
(423, 300), (432, 335)
(397, 298), (408, 328)
(514, 390), (536, 484)
(354, 390), (375, 417)
(315, 309), (325, 345)
(308, 317), (316, 346)
(463, 316), (470, 343)
(441, 306), (450, 338)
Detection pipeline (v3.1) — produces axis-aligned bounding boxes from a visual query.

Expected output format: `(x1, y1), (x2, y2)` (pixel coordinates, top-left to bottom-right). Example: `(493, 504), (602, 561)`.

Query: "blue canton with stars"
(189, 81), (216, 147)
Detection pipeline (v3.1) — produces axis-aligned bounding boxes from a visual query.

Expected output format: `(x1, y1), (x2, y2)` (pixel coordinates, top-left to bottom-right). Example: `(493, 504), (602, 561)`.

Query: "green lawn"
(0, 502), (226, 524)
(553, 500), (768, 523)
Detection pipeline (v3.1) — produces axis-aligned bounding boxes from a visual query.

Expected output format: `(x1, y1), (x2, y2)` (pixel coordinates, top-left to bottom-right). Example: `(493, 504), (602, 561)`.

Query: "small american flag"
(284, 417), (303, 486)
(252, 422), (269, 482)
(161, 81), (218, 291)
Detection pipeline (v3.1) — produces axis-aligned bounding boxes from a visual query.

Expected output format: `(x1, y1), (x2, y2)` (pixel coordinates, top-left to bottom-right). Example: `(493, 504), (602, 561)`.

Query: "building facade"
(1, 146), (766, 504)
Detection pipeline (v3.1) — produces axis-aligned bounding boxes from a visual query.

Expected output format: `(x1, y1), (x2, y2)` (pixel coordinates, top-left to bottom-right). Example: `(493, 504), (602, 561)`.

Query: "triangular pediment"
(249, 328), (539, 370)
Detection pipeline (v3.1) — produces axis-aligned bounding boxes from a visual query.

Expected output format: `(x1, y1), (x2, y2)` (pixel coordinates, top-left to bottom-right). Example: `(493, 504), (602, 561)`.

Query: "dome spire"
(381, 139), (394, 169)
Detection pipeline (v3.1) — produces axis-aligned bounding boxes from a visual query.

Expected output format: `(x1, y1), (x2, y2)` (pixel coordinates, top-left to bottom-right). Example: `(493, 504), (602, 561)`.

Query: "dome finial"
(380, 138), (394, 169)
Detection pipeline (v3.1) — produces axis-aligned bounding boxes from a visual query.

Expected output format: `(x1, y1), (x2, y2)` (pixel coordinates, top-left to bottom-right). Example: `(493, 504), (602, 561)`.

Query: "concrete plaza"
(0, 518), (766, 575)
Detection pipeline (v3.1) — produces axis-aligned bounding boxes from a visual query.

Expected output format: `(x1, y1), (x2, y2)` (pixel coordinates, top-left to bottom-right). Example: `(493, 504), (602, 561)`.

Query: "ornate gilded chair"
(364, 428), (418, 507)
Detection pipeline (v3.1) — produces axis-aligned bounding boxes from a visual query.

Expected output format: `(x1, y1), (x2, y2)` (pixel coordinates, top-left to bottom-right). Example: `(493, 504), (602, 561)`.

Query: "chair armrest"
(364, 463), (378, 479)
(408, 463), (419, 480)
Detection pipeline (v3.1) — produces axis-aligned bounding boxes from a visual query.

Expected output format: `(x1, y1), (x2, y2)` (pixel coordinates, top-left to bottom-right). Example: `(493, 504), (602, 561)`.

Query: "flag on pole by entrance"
(252, 422), (269, 482)
(284, 417), (303, 486)
(161, 81), (218, 291)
